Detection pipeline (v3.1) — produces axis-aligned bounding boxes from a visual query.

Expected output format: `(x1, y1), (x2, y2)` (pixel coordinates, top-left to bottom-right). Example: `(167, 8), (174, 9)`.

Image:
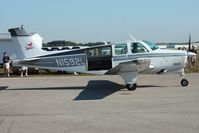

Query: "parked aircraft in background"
(10, 27), (191, 90)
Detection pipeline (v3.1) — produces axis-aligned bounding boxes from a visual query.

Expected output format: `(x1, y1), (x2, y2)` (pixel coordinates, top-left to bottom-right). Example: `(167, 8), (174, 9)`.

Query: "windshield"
(143, 40), (159, 50)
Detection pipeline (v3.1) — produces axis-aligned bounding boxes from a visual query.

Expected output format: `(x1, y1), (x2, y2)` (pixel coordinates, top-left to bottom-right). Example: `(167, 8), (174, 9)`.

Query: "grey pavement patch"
(0, 74), (199, 133)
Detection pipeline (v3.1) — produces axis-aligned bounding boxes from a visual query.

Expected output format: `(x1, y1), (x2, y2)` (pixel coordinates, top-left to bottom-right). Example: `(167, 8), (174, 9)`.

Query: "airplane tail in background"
(8, 27), (49, 59)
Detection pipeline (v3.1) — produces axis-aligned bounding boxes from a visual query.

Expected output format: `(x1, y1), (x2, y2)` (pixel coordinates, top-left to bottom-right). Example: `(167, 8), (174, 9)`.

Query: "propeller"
(188, 33), (191, 51)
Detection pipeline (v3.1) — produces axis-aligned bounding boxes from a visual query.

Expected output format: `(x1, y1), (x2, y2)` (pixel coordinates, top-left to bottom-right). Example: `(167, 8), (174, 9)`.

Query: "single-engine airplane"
(10, 27), (191, 90)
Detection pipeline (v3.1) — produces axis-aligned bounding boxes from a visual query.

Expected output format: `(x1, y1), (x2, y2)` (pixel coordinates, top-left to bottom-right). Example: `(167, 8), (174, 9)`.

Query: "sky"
(0, 0), (199, 43)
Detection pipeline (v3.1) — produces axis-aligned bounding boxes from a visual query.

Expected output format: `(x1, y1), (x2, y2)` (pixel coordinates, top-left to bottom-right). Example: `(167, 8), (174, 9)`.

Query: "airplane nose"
(177, 50), (188, 66)
(183, 51), (188, 62)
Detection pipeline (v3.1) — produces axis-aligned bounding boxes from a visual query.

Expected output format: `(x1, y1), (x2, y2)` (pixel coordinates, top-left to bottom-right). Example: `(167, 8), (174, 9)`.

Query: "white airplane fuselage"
(9, 27), (189, 90)
(113, 43), (187, 75)
(29, 41), (187, 76)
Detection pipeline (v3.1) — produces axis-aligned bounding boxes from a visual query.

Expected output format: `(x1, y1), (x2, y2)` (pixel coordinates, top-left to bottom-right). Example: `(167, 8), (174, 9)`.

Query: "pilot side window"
(115, 44), (128, 55)
(131, 43), (148, 53)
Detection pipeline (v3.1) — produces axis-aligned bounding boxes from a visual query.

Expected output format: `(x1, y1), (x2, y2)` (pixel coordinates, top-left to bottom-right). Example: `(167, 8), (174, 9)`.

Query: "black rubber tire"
(126, 83), (137, 91)
(181, 79), (189, 87)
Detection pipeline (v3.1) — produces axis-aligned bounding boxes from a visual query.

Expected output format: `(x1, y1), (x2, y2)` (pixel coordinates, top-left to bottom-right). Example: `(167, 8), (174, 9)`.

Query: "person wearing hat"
(2, 52), (10, 77)
(190, 45), (197, 68)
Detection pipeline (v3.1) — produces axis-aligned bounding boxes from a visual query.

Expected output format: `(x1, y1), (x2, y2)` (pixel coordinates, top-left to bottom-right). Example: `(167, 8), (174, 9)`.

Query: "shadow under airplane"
(2, 80), (125, 100)
(1, 81), (167, 100)
(74, 80), (125, 100)
(0, 86), (8, 91)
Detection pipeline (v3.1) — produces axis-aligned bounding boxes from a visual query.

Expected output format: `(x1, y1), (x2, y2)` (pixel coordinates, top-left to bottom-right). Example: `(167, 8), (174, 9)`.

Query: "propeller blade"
(188, 33), (191, 51)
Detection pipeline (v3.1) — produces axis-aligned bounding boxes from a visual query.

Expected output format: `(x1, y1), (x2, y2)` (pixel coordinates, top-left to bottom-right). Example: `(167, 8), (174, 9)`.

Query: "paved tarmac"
(0, 74), (199, 133)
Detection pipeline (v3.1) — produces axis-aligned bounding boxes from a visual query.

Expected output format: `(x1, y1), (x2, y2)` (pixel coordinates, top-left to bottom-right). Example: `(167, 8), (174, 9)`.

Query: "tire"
(126, 83), (137, 91)
(181, 79), (189, 87)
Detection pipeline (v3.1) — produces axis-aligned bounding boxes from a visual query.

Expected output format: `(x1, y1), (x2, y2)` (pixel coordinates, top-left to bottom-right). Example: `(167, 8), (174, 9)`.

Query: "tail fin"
(8, 27), (48, 59)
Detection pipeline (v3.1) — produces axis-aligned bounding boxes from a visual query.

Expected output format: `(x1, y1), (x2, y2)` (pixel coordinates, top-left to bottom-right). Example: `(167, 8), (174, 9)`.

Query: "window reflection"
(87, 46), (112, 57)
(115, 44), (128, 55)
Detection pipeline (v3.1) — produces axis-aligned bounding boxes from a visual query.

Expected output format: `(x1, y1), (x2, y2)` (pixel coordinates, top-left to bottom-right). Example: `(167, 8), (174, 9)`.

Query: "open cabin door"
(86, 46), (112, 71)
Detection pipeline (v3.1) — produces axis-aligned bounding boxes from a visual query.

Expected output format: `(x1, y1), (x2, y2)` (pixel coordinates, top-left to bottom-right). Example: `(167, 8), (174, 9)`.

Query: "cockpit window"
(115, 43), (128, 55)
(143, 40), (159, 50)
(131, 43), (148, 53)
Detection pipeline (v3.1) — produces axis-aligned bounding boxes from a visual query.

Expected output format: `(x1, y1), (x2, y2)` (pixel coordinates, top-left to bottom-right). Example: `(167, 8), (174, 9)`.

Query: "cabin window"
(87, 46), (111, 57)
(115, 44), (128, 55)
(131, 43), (148, 53)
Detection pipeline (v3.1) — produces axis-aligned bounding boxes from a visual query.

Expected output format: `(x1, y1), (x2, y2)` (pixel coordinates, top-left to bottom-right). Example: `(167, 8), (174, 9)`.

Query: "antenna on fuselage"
(102, 39), (108, 45)
(129, 33), (137, 41)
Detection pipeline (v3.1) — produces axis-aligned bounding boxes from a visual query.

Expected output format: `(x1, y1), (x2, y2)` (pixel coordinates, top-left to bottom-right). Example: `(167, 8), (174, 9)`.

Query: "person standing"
(2, 52), (10, 77)
(20, 66), (28, 77)
(190, 46), (198, 68)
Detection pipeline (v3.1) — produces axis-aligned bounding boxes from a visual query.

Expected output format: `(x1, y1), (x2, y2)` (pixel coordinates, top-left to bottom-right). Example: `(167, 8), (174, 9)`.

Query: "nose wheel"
(181, 79), (189, 87)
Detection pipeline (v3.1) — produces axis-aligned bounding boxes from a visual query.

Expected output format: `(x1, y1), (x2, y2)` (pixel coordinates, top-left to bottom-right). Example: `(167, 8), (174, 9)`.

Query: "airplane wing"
(105, 59), (150, 75)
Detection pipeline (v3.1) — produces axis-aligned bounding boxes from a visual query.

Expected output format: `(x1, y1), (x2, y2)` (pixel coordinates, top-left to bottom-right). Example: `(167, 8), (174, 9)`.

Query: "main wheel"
(126, 83), (137, 91)
(181, 79), (189, 87)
